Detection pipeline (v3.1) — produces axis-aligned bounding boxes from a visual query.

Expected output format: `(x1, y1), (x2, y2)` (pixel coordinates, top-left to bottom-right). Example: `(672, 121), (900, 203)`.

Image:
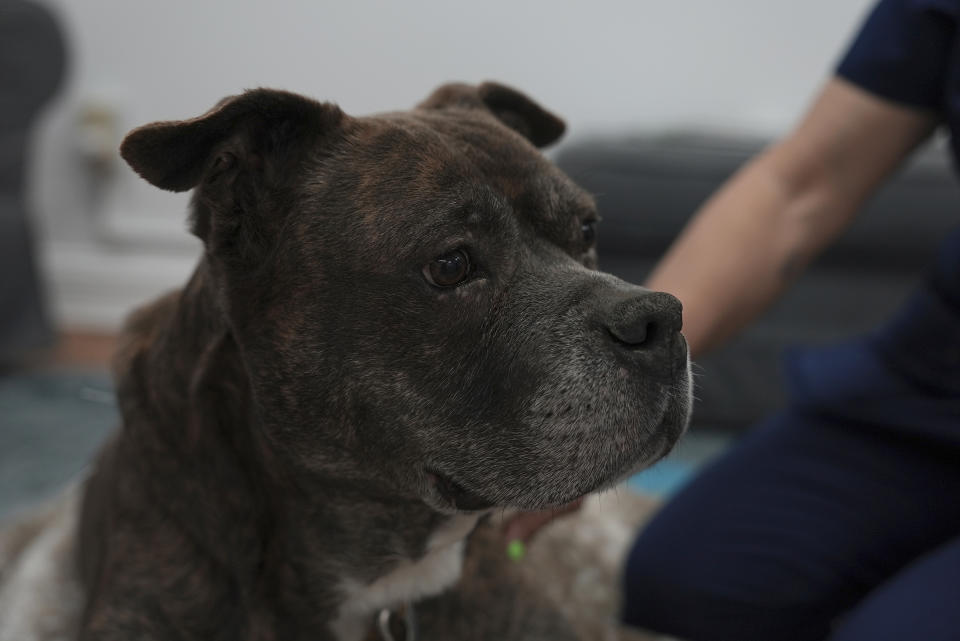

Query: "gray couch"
(556, 133), (959, 429)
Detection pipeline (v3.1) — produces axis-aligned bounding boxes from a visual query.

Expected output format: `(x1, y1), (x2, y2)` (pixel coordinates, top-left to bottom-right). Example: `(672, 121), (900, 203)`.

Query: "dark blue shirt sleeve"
(837, 0), (956, 110)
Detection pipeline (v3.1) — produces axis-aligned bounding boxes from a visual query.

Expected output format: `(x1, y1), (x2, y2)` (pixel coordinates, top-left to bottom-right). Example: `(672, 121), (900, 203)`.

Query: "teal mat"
(627, 429), (733, 496)
(627, 459), (697, 496)
(0, 369), (116, 518)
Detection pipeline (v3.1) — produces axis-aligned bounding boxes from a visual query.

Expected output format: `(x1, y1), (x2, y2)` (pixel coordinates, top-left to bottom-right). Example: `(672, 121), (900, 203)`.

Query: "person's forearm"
(646, 79), (937, 358)
(645, 144), (843, 358)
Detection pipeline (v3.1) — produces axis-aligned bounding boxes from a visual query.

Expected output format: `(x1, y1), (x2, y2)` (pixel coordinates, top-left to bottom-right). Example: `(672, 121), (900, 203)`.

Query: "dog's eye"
(424, 249), (471, 288)
(581, 220), (597, 245)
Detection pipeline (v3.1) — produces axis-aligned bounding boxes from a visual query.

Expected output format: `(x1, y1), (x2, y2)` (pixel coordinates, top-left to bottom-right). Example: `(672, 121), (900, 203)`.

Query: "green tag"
(506, 539), (526, 562)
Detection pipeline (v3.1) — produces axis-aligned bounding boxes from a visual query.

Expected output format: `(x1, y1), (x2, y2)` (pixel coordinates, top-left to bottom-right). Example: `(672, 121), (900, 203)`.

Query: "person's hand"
(502, 497), (585, 544)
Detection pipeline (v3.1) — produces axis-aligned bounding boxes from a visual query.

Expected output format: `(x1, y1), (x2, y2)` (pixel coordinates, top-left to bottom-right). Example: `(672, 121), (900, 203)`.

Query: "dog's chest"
(329, 513), (480, 641)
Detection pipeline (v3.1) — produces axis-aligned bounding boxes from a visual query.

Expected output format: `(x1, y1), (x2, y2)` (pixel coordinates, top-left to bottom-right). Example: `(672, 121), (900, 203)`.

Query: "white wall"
(30, 0), (875, 328)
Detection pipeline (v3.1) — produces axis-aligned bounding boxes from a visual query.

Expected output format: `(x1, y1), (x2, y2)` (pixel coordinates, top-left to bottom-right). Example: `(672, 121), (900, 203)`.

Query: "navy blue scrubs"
(622, 2), (960, 639)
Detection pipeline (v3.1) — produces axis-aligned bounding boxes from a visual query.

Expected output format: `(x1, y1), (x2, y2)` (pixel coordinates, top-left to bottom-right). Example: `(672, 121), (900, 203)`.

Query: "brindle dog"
(70, 82), (691, 641)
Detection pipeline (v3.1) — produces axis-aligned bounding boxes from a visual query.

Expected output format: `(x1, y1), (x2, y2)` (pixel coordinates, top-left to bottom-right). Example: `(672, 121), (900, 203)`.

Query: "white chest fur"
(330, 513), (481, 641)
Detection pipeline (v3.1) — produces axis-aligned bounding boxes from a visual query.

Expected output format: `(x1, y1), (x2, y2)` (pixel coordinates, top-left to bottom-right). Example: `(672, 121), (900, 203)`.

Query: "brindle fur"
(66, 82), (691, 640)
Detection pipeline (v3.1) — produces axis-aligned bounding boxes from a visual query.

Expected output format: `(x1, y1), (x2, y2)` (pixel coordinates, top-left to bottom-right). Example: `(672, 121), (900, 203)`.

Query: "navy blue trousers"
(622, 333), (960, 640)
(624, 229), (960, 640)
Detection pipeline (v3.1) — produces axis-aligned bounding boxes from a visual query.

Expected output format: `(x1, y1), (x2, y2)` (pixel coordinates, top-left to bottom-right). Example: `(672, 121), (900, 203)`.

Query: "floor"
(0, 333), (734, 520)
(0, 367), (115, 519)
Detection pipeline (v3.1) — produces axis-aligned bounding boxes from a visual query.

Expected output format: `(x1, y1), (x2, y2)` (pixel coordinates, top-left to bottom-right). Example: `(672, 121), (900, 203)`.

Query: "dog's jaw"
(329, 513), (483, 641)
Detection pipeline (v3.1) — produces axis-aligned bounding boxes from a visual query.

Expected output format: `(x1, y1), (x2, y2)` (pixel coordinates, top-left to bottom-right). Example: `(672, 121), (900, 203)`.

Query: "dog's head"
(120, 83), (691, 513)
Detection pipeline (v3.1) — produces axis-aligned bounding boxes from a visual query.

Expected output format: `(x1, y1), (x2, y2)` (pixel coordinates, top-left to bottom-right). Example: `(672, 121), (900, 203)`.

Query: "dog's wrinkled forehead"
(118, 82), (595, 263)
(314, 110), (596, 255)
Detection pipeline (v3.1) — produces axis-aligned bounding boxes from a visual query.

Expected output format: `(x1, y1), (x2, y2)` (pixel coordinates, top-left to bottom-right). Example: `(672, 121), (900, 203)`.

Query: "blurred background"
(3, 0), (956, 517)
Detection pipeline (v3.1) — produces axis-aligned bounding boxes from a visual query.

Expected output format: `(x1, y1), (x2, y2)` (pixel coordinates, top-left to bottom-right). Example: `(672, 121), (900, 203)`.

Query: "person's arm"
(648, 76), (938, 358)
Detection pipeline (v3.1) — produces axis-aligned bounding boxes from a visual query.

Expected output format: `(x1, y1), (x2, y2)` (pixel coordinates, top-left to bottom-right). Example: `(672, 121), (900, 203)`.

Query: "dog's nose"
(604, 291), (683, 358)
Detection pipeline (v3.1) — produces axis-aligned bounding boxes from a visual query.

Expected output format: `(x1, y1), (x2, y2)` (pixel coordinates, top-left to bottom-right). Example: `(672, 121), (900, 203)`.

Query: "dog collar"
(366, 603), (417, 641)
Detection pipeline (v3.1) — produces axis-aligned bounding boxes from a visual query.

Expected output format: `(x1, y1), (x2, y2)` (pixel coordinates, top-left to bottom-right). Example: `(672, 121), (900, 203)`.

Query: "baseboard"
(39, 240), (200, 331)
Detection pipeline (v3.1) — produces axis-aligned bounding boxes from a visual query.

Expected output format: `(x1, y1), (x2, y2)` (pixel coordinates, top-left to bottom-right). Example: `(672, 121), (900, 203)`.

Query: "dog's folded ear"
(120, 88), (343, 193)
(418, 81), (565, 148)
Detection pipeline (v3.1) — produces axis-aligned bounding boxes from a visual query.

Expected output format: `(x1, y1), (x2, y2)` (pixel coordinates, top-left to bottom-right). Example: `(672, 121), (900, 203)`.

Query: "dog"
(0, 82), (691, 641)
